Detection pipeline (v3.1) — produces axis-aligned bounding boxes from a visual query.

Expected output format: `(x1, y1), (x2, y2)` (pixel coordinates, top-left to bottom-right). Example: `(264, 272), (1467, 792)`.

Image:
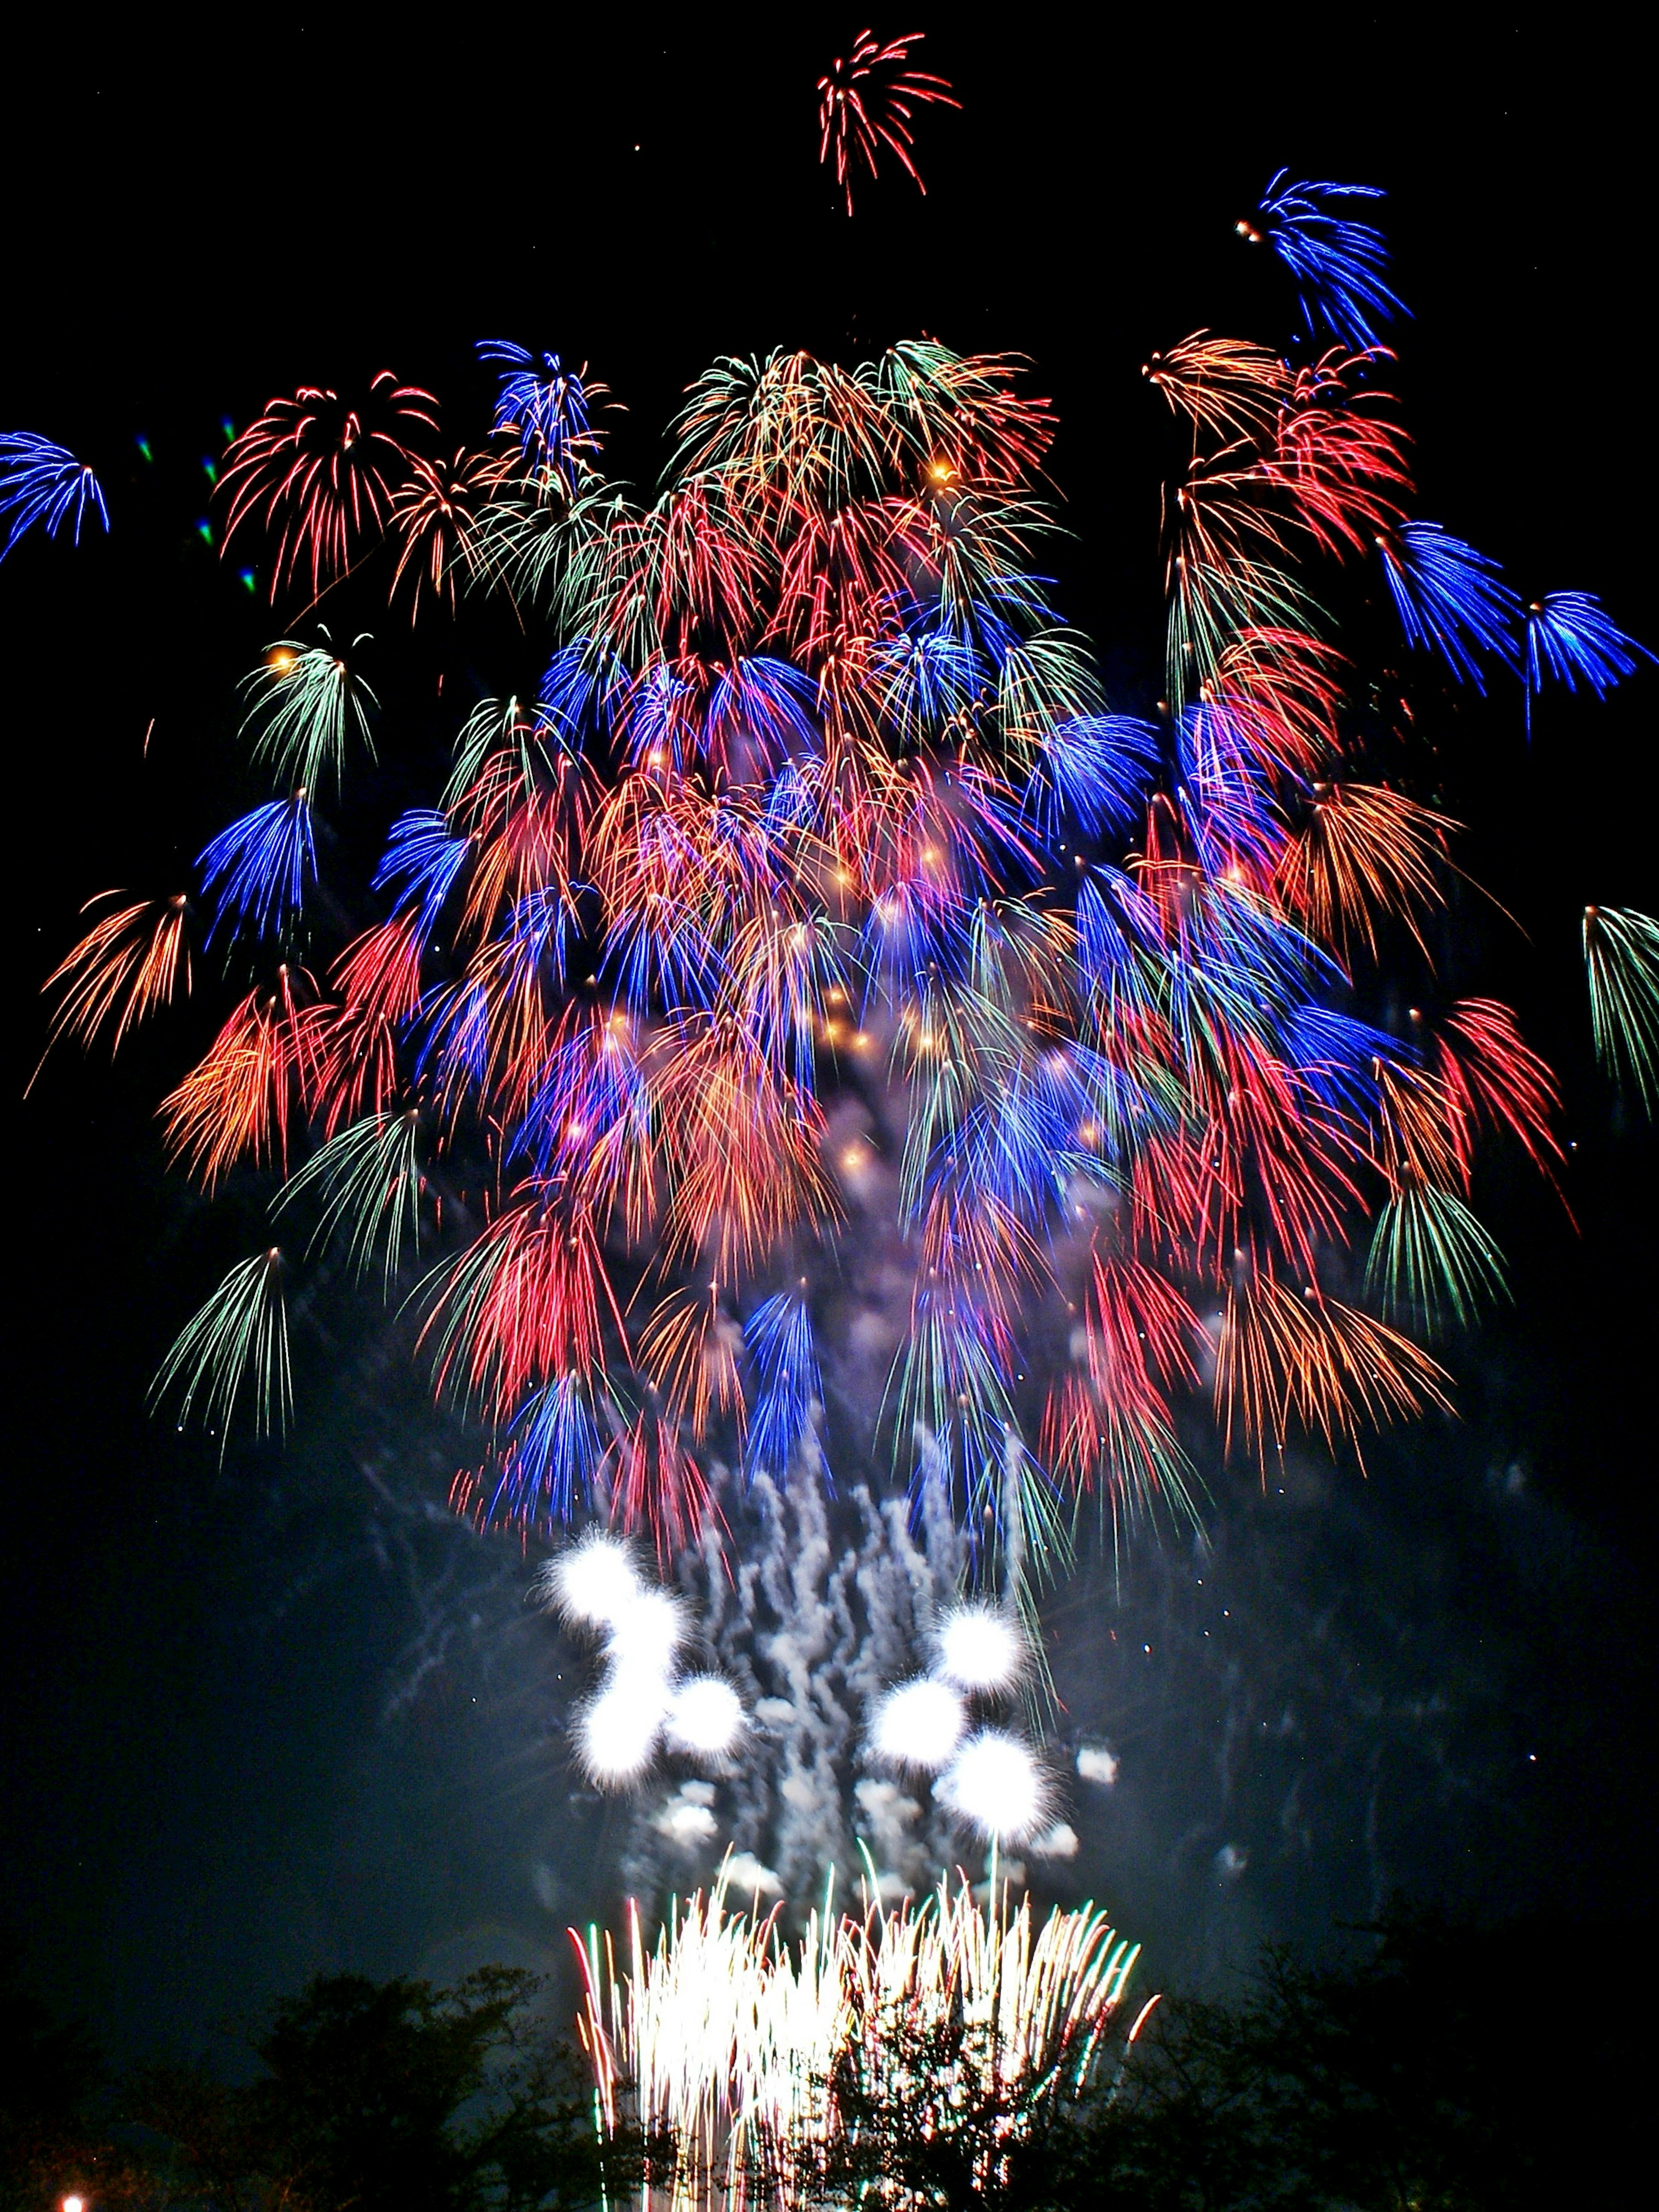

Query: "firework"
(159, 969), (326, 1187)
(935, 1729), (1052, 1846)
(1241, 173), (1406, 350)
(1376, 522), (1519, 689)
(198, 793), (317, 943)
(30, 893), (189, 1083)
(743, 1292), (823, 1480)
(1523, 591), (1652, 735)
(1584, 907), (1659, 1114)
(575, 1871), (1140, 2203)
(479, 340), (604, 492)
(0, 432), (109, 558)
(817, 29), (960, 215)
(1143, 334), (1290, 444)
(869, 1677), (967, 1774)
(274, 1107), (423, 1293)
(150, 1248), (292, 1452)
(239, 631), (376, 793)
(389, 447), (505, 618)
(546, 1538), (751, 1790)
(35, 169), (1642, 1623)
(578, 1675), (675, 1787)
(218, 374), (439, 599)
(1274, 782), (1449, 962)
(538, 1528), (646, 1628)
(1365, 1181), (1509, 1332)
(664, 1676), (747, 1758)
(604, 1586), (690, 1680)
(934, 1603), (1025, 1693)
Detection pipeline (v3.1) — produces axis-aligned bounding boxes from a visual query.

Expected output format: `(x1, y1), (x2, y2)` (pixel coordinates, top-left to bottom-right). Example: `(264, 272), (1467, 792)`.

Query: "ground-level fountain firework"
(574, 1868), (1143, 2208)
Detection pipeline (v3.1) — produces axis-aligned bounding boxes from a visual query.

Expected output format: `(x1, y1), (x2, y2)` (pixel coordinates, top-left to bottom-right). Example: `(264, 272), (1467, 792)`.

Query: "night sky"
(3, 16), (1655, 2064)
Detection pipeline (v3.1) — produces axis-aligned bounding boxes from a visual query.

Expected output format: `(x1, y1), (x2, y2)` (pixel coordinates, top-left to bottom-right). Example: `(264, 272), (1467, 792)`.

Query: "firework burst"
(21, 165), (1648, 1625)
(817, 30), (960, 215)
(0, 432), (110, 558)
(218, 373), (439, 599)
(1584, 906), (1659, 1114)
(575, 1868), (1140, 2204)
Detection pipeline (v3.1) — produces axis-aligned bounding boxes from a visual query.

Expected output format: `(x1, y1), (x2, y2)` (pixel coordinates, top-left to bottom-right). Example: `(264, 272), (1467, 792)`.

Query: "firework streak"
(30, 178), (1653, 1580)
(573, 1868), (1139, 2206)
(817, 30), (960, 215)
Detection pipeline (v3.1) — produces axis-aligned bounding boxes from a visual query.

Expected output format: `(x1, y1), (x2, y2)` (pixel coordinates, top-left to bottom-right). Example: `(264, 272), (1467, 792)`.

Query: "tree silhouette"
(127, 1968), (639, 2212)
(0, 1935), (108, 2212)
(725, 1906), (1645, 2211)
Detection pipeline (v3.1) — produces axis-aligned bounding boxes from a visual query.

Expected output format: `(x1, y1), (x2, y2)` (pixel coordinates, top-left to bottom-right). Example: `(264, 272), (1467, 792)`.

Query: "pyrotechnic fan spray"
(13, 138), (1656, 1871)
(573, 1865), (1141, 2206)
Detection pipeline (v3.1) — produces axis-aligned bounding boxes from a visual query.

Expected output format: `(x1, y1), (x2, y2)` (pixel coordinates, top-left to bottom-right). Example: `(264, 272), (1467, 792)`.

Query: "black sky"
(2, 12), (1655, 2060)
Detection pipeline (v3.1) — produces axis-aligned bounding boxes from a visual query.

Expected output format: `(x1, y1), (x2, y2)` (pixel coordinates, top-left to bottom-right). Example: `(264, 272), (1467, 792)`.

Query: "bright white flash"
(869, 1676), (966, 1772)
(665, 1674), (746, 1757)
(576, 1673), (671, 1786)
(937, 1728), (1051, 1843)
(603, 1586), (688, 1680)
(545, 1530), (641, 1629)
(935, 1603), (1024, 1693)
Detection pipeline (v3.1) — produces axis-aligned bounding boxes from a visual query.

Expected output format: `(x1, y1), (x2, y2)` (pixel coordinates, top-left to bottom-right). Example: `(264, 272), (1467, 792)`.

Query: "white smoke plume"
(618, 1437), (986, 1911)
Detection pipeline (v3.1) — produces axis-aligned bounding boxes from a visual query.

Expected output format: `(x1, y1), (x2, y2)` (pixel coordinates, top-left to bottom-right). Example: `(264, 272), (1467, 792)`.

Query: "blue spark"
(1284, 1005), (1406, 1117)
(512, 1017), (651, 1179)
(414, 978), (491, 1100)
(706, 655), (819, 768)
(478, 339), (594, 487)
(374, 809), (472, 932)
(744, 1295), (823, 1481)
(1077, 866), (1160, 1008)
(1378, 522), (1520, 690)
(0, 434), (110, 559)
(1029, 715), (1160, 846)
(541, 637), (629, 745)
(1251, 172), (1407, 351)
(503, 885), (581, 998)
(489, 1377), (601, 1524)
(198, 796), (316, 942)
(876, 627), (981, 745)
(1522, 591), (1652, 735)
(1176, 703), (1283, 872)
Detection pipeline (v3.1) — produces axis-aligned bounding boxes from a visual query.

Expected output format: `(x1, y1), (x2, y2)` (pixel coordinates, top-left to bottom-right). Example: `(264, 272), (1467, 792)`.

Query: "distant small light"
(133, 435), (153, 463)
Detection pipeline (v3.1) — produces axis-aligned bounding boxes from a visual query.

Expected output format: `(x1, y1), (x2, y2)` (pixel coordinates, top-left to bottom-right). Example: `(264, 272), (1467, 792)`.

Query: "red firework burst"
(219, 372), (439, 599)
(817, 29), (960, 215)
